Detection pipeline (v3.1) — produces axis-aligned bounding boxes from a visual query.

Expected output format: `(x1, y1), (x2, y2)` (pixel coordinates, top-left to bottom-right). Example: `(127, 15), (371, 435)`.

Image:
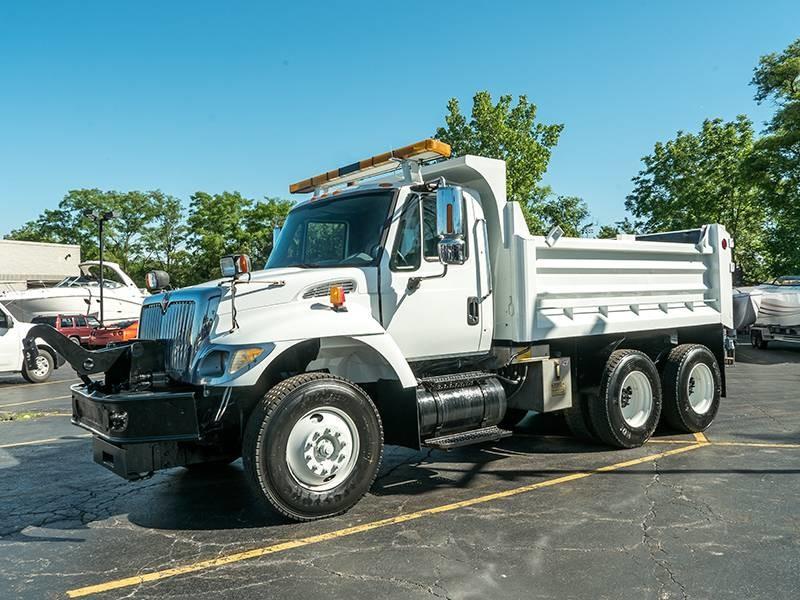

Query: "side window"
(422, 195), (468, 260)
(87, 316), (100, 327)
(61, 317), (74, 328)
(390, 197), (421, 271)
(75, 316), (86, 327)
(33, 316), (57, 327)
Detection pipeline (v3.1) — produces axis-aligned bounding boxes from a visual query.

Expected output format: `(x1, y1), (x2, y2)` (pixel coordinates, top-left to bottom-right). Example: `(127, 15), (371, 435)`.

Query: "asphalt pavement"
(0, 343), (798, 599)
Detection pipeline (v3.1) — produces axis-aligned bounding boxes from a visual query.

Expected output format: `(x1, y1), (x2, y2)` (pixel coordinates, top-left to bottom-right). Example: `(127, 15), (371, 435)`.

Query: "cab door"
(379, 189), (493, 361)
(0, 307), (22, 372)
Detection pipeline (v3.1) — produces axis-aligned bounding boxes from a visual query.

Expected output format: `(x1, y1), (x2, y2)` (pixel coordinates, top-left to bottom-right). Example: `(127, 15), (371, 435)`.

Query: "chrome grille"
(302, 280), (356, 299)
(139, 300), (196, 377)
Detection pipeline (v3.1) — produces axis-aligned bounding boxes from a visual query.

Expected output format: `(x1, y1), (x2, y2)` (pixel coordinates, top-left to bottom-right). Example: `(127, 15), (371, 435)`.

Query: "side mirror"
(220, 254), (252, 278)
(435, 186), (464, 237)
(145, 270), (171, 292)
(435, 186), (466, 265)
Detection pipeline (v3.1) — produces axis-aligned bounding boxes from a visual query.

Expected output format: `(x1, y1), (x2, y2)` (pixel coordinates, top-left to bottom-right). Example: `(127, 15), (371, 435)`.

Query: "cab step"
(423, 426), (512, 450)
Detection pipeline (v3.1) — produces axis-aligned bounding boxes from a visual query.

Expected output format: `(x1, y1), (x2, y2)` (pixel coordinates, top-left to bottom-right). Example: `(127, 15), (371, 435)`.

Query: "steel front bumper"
(71, 385), (202, 479)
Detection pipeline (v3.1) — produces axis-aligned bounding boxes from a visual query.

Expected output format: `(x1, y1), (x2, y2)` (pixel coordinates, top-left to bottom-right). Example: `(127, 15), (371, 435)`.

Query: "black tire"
(750, 330), (768, 349)
(661, 344), (721, 433)
(243, 373), (383, 522)
(69, 336), (81, 345)
(499, 408), (528, 429)
(21, 350), (54, 383)
(564, 392), (598, 442)
(588, 350), (662, 448)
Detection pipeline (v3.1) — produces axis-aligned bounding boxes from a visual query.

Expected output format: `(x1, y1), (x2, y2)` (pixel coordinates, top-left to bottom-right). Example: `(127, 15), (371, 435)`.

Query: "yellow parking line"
(693, 431), (709, 444)
(0, 395), (70, 408)
(702, 440), (800, 449)
(0, 434), (90, 449)
(65, 442), (704, 598)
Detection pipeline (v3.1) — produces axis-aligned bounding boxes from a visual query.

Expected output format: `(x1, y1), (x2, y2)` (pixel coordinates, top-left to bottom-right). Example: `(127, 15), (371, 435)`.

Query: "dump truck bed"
(496, 204), (733, 343)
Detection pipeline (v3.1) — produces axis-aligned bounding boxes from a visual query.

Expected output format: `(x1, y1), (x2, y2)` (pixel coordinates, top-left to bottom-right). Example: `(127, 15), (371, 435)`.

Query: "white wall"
(0, 240), (81, 290)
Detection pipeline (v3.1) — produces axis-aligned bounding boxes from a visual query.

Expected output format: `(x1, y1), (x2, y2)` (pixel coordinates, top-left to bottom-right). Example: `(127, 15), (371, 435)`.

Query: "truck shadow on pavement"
(3, 434), (799, 542)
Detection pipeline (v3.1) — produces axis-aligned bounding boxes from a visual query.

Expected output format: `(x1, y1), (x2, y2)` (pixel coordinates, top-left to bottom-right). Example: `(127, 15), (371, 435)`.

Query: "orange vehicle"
(87, 320), (139, 348)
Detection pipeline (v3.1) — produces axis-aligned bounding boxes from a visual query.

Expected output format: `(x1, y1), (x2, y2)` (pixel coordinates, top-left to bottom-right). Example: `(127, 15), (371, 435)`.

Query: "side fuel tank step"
(423, 425), (512, 450)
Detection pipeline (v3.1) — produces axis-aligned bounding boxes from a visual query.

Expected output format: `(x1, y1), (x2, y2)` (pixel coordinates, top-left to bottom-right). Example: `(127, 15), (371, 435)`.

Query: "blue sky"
(1, 1), (797, 236)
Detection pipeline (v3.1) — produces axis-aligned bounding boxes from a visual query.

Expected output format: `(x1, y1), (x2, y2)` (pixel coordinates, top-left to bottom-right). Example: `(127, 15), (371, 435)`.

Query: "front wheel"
(243, 373), (383, 521)
(22, 351), (54, 383)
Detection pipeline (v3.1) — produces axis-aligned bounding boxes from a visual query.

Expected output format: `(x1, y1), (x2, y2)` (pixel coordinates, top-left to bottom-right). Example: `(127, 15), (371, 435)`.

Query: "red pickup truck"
(31, 314), (100, 346)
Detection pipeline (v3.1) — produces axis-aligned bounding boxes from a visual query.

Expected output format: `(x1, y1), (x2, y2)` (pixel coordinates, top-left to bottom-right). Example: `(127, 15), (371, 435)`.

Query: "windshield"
(267, 190), (394, 269)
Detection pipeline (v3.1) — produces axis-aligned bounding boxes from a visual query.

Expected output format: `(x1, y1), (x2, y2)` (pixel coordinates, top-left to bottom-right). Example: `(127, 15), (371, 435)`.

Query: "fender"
(194, 302), (417, 389)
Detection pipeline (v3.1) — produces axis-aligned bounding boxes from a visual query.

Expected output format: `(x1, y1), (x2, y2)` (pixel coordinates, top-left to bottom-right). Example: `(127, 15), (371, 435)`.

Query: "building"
(0, 239), (81, 291)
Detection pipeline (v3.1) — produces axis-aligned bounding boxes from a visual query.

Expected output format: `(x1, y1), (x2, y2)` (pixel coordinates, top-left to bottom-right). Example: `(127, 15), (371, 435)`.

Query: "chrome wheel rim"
(619, 371), (653, 428)
(285, 406), (359, 492)
(687, 363), (714, 415)
(32, 355), (49, 378)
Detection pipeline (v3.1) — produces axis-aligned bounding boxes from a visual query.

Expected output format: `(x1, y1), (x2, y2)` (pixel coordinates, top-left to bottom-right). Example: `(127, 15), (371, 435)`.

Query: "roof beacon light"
(289, 138), (451, 195)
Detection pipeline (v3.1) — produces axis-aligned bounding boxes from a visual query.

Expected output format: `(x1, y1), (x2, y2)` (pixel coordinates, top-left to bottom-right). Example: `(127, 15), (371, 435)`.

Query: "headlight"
(229, 347), (264, 373)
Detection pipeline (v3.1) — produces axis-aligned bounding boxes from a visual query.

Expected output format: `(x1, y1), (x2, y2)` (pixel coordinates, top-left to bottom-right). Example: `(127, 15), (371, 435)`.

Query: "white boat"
(0, 261), (147, 324)
(754, 276), (800, 328)
(733, 276), (800, 330)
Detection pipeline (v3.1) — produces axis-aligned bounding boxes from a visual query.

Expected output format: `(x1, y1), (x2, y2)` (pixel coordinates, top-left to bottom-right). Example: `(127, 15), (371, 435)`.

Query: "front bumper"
(71, 384), (201, 444)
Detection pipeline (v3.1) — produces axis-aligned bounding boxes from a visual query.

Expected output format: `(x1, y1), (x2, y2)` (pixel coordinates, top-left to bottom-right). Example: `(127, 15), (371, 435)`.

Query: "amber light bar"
(289, 138), (451, 194)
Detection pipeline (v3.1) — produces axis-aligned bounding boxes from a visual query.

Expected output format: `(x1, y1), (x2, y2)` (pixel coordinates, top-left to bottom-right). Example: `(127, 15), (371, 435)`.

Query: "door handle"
(467, 296), (479, 326)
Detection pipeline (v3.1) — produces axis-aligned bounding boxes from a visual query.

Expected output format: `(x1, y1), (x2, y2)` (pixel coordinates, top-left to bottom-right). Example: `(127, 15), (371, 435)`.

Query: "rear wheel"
(243, 373), (383, 521)
(588, 350), (662, 448)
(564, 392), (598, 442)
(661, 344), (721, 433)
(750, 330), (769, 349)
(69, 336), (81, 345)
(22, 350), (54, 383)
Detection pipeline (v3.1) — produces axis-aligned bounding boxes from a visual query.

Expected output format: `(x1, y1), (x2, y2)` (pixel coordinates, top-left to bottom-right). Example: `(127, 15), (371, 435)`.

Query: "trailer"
(25, 139), (734, 521)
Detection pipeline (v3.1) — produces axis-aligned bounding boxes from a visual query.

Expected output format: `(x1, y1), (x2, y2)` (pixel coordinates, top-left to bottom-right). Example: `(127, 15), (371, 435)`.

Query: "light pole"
(84, 210), (115, 326)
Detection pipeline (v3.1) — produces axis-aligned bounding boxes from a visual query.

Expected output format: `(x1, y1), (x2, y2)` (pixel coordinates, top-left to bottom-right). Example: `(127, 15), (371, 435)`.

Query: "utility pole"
(85, 210), (115, 326)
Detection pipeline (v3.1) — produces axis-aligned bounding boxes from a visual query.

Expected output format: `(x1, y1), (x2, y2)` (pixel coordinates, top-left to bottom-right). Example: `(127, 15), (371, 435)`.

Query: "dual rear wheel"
(565, 344), (720, 448)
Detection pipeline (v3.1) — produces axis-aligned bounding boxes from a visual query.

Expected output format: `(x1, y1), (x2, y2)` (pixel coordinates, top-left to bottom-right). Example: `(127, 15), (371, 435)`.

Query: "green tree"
(186, 192), (292, 284)
(748, 38), (800, 276)
(531, 194), (594, 237)
(596, 218), (637, 239)
(434, 91), (567, 232)
(625, 116), (769, 283)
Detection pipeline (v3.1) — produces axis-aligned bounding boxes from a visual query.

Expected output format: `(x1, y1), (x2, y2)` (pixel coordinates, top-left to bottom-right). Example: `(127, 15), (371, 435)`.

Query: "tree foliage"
(748, 38), (800, 276)
(6, 189), (293, 287)
(435, 91), (593, 235)
(185, 192), (292, 284)
(625, 116), (769, 282)
(596, 218), (637, 239)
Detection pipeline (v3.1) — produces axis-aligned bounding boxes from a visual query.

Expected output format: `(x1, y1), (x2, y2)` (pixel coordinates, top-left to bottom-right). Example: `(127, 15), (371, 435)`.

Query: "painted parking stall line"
(0, 395), (71, 408)
(0, 434), (91, 449)
(65, 442), (704, 598)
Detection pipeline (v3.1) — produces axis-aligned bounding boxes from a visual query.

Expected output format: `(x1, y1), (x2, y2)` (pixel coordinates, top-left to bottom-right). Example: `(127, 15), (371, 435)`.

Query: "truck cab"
(26, 139), (732, 521)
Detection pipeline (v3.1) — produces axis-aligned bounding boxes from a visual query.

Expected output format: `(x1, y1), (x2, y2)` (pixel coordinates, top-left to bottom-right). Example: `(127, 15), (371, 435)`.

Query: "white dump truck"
(26, 139), (733, 521)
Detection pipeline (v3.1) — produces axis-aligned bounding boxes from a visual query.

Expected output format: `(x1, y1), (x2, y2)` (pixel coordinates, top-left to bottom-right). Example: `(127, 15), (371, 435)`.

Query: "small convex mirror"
(145, 270), (170, 292)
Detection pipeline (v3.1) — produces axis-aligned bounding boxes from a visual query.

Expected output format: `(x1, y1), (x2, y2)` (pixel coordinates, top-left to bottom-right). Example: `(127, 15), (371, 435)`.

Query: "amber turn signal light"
(330, 286), (346, 311)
